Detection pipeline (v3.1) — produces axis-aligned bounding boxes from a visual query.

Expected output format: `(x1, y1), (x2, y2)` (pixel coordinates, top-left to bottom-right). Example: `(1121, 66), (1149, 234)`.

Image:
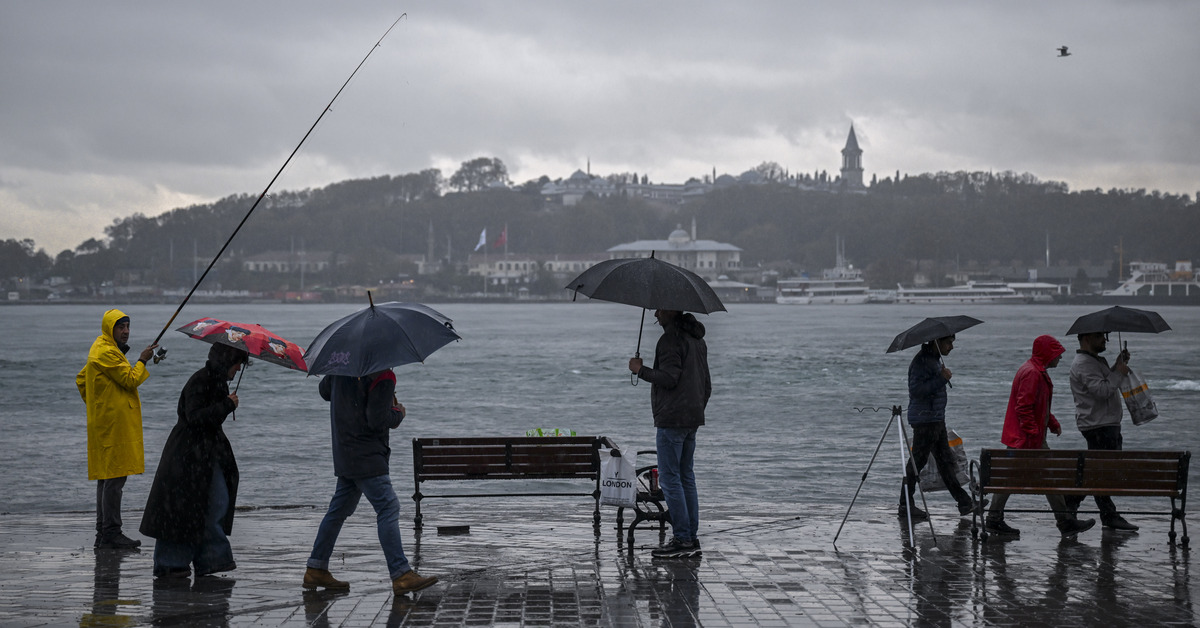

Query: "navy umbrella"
(304, 295), (461, 377)
(1065, 306), (1171, 336)
(886, 315), (983, 354)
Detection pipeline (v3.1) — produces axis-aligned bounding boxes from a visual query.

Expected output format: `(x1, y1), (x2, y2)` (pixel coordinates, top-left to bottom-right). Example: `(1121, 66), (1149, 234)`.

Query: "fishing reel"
(152, 347), (169, 364)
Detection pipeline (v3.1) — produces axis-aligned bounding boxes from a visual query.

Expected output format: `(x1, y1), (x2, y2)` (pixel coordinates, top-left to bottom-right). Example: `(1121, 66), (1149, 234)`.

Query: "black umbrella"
(565, 255), (727, 315)
(304, 295), (461, 377)
(1065, 306), (1172, 335)
(886, 316), (984, 354)
(565, 254), (725, 384)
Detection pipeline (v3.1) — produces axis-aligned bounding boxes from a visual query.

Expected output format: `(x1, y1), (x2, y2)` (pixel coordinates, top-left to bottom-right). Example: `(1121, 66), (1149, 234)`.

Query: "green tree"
(448, 157), (510, 192)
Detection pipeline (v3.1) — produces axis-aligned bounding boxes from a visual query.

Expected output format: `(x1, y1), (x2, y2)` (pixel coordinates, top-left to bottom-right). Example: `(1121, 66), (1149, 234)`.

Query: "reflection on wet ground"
(0, 504), (1194, 626)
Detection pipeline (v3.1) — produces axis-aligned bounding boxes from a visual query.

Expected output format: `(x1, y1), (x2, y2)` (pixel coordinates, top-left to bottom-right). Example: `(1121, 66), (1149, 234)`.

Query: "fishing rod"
(151, 14), (407, 355)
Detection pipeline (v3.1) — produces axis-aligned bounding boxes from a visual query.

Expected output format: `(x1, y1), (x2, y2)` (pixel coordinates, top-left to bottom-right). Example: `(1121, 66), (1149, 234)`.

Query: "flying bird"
(1057, 46), (1071, 57)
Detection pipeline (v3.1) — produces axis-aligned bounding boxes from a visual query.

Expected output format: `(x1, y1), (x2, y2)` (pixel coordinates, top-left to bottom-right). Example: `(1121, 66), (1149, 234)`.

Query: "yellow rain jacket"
(77, 309), (149, 480)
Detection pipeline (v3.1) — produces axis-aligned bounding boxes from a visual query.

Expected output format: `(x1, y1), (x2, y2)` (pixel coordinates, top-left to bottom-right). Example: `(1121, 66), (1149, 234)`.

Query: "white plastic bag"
(1121, 367), (1159, 425)
(917, 428), (971, 492)
(599, 447), (637, 509)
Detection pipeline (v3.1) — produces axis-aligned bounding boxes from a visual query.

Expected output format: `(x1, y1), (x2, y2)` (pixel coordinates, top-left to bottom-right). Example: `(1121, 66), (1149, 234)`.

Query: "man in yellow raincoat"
(77, 309), (157, 549)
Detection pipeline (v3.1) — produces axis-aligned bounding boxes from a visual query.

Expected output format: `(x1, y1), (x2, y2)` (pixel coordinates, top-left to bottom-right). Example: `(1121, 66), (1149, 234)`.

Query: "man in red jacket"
(984, 335), (1096, 538)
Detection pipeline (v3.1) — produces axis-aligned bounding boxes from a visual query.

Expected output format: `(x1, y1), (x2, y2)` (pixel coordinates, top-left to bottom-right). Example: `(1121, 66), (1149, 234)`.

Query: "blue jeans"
(153, 464), (233, 575)
(307, 475), (411, 580)
(656, 427), (699, 542)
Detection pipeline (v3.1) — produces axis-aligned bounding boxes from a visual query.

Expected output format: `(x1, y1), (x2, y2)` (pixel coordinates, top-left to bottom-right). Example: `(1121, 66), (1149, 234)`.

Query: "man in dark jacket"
(898, 335), (981, 520)
(140, 343), (244, 578)
(303, 370), (437, 596)
(984, 335), (1096, 538)
(629, 310), (711, 559)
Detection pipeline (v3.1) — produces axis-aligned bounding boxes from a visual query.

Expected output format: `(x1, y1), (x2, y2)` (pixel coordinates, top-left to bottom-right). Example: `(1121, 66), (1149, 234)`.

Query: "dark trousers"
(988, 444), (1073, 525)
(1067, 425), (1123, 524)
(95, 476), (127, 540)
(902, 422), (970, 507)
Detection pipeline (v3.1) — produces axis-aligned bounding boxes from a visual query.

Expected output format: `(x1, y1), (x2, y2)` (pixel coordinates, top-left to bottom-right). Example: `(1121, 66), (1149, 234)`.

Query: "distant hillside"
(4, 168), (1196, 295)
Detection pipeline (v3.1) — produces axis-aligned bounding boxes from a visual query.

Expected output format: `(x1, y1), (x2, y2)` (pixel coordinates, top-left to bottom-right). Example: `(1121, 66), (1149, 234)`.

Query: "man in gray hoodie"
(1066, 332), (1139, 532)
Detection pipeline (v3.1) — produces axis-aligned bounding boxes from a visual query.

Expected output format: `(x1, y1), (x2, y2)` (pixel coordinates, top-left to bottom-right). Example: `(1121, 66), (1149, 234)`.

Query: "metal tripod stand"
(833, 405), (937, 549)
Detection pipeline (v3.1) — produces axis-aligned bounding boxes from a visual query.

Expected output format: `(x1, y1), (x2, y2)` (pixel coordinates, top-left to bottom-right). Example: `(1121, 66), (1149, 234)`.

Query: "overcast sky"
(2, 1), (1197, 254)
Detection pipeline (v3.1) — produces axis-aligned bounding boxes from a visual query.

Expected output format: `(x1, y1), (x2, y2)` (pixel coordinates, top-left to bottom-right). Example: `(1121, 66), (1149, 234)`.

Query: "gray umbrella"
(304, 295), (461, 377)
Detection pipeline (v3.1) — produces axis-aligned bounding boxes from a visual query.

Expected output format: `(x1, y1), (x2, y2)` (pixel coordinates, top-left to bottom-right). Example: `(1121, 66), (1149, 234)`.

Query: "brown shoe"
(303, 567), (350, 590)
(392, 570), (437, 595)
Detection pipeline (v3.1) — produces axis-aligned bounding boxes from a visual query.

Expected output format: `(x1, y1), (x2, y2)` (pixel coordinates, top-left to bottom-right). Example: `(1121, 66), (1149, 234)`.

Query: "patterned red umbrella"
(176, 318), (307, 372)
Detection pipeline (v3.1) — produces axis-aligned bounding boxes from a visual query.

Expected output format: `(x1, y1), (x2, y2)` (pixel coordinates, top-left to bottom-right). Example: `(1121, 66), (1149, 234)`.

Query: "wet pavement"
(0, 499), (1195, 627)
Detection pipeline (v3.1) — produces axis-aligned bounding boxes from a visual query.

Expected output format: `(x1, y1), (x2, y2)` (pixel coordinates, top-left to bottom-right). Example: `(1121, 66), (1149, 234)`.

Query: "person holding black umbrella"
(628, 309), (711, 559)
(302, 369), (438, 595)
(898, 335), (982, 520)
(1065, 331), (1139, 532)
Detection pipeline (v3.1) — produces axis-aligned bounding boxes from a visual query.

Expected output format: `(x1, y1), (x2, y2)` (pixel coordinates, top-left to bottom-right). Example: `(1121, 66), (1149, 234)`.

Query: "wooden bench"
(970, 449), (1190, 545)
(411, 436), (616, 531)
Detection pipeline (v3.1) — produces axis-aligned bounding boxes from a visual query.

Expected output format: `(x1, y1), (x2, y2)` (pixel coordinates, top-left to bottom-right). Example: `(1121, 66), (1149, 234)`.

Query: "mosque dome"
(667, 225), (691, 246)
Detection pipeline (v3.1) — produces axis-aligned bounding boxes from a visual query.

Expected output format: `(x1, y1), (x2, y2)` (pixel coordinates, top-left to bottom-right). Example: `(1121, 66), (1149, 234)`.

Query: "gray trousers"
(95, 476), (127, 539)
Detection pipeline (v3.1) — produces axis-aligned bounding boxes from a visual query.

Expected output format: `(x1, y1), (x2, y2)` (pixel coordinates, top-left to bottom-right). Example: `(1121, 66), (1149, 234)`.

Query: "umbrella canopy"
(176, 318), (307, 372)
(304, 301), (461, 377)
(886, 316), (984, 353)
(1065, 306), (1172, 335)
(564, 256), (726, 314)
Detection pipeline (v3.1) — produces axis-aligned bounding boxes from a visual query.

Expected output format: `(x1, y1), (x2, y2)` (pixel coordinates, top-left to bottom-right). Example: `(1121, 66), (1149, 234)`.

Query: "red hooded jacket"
(1000, 335), (1066, 449)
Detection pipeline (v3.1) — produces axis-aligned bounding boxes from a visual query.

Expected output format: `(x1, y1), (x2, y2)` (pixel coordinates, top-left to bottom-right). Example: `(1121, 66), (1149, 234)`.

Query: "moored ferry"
(1065, 261), (1200, 305)
(895, 281), (1025, 304)
(776, 237), (870, 304)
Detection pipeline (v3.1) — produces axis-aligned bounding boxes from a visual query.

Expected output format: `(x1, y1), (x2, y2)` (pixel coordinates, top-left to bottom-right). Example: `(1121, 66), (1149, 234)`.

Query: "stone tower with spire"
(840, 125), (864, 188)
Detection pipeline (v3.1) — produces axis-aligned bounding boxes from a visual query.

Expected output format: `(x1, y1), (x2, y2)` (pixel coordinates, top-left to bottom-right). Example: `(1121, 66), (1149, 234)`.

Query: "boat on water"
(895, 281), (1027, 304)
(1063, 261), (1200, 305)
(776, 238), (870, 304)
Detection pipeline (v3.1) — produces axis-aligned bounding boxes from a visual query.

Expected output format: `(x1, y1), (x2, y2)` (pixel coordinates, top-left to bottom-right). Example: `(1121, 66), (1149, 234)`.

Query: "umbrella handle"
(631, 308), (647, 386)
(231, 366), (246, 420)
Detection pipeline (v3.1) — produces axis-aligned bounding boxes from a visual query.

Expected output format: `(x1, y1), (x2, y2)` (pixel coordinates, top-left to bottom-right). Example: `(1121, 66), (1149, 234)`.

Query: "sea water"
(2, 302), (1197, 520)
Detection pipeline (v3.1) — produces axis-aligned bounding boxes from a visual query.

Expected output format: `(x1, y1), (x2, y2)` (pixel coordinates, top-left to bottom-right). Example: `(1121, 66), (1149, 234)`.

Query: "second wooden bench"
(411, 435), (615, 531)
(970, 448), (1190, 545)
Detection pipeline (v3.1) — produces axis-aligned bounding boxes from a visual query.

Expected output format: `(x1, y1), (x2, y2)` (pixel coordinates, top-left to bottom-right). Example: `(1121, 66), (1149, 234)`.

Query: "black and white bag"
(598, 447), (637, 509)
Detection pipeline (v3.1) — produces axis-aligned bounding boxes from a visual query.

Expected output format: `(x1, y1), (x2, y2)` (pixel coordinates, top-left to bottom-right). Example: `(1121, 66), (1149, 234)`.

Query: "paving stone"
(2, 505), (1198, 625)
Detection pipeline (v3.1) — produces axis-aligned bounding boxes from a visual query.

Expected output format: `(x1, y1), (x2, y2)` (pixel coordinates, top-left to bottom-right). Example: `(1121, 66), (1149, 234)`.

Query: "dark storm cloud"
(1, 1), (1197, 253)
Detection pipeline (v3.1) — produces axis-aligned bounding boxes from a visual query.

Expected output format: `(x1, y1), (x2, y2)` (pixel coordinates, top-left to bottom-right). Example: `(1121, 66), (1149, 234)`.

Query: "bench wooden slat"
(417, 463), (597, 477)
(984, 487), (1178, 497)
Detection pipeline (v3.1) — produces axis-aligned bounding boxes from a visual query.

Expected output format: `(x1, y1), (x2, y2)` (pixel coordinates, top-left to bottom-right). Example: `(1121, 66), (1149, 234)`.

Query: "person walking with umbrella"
(301, 369), (438, 595)
(898, 334), (982, 520)
(1064, 330), (1139, 532)
(76, 309), (158, 550)
(984, 335), (1096, 538)
(628, 309), (711, 558)
(301, 297), (456, 595)
(140, 343), (247, 578)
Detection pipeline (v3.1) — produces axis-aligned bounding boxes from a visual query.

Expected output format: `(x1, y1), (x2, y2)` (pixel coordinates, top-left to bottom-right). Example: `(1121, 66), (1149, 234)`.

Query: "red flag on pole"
(493, 225), (507, 248)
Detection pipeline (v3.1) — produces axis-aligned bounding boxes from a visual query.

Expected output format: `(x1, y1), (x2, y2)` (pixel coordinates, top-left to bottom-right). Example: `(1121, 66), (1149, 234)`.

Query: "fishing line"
(151, 14), (407, 351)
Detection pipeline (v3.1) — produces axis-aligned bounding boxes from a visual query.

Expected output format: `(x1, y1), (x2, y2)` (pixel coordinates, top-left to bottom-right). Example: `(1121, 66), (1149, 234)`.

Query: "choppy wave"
(1162, 379), (1200, 391)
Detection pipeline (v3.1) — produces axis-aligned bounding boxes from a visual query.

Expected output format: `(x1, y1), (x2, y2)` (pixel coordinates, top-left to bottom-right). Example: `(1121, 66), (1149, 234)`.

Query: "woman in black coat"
(140, 343), (246, 578)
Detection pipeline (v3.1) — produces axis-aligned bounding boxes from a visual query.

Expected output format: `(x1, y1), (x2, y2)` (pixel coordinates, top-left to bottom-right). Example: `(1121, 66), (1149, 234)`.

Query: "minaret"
(840, 125), (864, 188)
(427, 221), (435, 268)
